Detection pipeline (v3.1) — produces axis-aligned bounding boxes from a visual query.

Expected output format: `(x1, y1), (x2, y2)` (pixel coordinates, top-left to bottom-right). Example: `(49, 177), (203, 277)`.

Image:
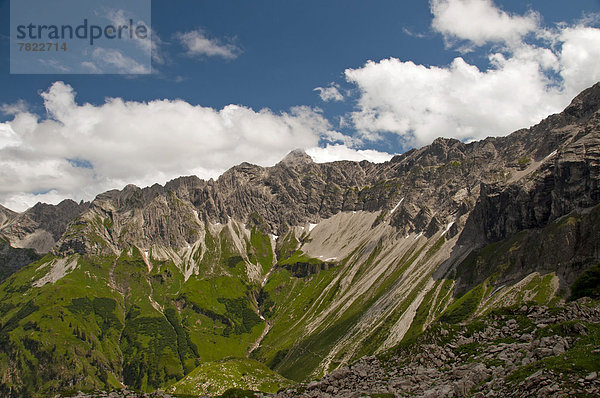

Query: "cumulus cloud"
(176, 29), (241, 59)
(559, 26), (600, 95)
(345, 0), (600, 147)
(314, 84), (344, 102)
(430, 0), (539, 46)
(306, 144), (394, 163)
(0, 82), (342, 211)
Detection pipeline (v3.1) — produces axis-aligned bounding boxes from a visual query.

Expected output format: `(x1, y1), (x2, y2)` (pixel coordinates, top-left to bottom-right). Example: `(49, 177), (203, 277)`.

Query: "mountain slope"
(0, 200), (90, 281)
(0, 83), (599, 397)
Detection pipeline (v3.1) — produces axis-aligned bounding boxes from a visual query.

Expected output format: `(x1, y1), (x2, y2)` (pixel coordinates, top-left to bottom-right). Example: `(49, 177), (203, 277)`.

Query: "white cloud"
(0, 100), (28, 116)
(84, 48), (150, 74)
(402, 27), (428, 39)
(306, 144), (394, 163)
(559, 26), (600, 96)
(314, 84), (344, 102)
(0, 82), (335, 211)
(344, 1), (600, 147)
(38, 59), (71, 73)
(430, 0), (539, 46)
(105, 8), (164, 66)
(176, 29), (241, 60)
(0, 122), (20, 150)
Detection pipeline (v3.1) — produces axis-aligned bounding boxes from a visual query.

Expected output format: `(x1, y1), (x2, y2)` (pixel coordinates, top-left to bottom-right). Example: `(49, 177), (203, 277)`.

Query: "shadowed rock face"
(0, 200), (90, 277)
(0, 238), (41, 281)
(0, 205), (16, 228)
(458, 85), (600, 247)
(0, 199), (90, 251)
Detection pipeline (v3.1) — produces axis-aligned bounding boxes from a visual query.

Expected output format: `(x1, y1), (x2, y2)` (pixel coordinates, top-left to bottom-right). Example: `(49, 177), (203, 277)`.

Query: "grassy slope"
(167, 358), (293, 396)
(1, 204), (597, 396)
(251, 235), (448, 382)
(0, 253), (124, 396)
(0, 219), (279, 396)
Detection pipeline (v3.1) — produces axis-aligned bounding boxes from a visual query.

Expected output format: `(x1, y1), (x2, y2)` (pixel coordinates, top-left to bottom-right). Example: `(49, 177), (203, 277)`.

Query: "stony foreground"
(275, 300), (600, 398)
(67, 300), (600, 398)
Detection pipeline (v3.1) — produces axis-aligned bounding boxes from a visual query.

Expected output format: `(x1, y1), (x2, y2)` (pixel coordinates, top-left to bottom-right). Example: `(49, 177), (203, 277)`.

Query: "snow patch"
(441, 221), (455, 235)
(414, 232), (423, 239)
(309, 223), (318, 232)
(545, 150), (557, 160)
(325, 257), (337, 261)
(272, 234), (278, 240)
(490, 285), (505, 296)
(142, 250), (152, 272)
(390, 198), (404, 214)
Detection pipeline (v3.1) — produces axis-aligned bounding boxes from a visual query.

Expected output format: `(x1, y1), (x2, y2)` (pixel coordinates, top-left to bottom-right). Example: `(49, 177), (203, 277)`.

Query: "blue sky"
(1, 0), (600, 210)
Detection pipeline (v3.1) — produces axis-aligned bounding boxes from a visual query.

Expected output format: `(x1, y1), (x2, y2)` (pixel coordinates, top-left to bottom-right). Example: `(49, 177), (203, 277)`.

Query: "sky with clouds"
(0, 0), (600, 211)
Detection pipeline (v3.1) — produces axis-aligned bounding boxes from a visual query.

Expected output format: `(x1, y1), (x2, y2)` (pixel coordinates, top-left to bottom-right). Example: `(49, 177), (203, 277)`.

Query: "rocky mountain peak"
(0, 204), (16, 214)
(278, 149), (314, 166)
(564, 81), (600, 120)
(0, 205), (16, 229)
(0, 199), (90, 254)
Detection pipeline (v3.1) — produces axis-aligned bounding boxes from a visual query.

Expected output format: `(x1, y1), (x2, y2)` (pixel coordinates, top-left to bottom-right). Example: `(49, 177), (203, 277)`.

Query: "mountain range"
(1, 83), (599, 397)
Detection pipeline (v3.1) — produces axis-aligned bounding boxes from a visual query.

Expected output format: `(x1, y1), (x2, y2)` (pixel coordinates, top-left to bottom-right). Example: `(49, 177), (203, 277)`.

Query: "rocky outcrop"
(0, 199), (90, 253)
(459, 83), (600, 247)
(0, 237), (41, 281)
(0, 205), (16, 229)
(274, 300), (600, 398)
(50, 84), (599, 260)
(0, 200), (89, 279)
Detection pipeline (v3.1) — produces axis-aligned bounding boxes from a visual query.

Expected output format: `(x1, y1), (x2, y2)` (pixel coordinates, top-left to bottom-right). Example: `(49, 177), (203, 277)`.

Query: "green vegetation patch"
(508, 322), (600, 383)
(278, 250), (333, 278)
(439, 282), (486, 324)
(570, 262), (600, 301)
(168, 358), (293, 396)
(249, 226), (274, 273)
(217, 297), (262, 336)
(120, 312), (182, 391)
(402, 281), (440, 342)
(275, 232), (299, 261)
(67, 296), (122, 336)
(518, 156), (532, 165)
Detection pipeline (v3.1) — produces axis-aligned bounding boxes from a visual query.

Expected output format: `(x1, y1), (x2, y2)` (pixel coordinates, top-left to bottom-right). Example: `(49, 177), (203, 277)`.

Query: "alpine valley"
(1, 83), (600, 398)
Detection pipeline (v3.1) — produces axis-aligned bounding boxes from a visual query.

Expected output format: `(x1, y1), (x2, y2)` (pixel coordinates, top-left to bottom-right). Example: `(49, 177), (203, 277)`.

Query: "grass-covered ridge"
(167, 357), (293, 396)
